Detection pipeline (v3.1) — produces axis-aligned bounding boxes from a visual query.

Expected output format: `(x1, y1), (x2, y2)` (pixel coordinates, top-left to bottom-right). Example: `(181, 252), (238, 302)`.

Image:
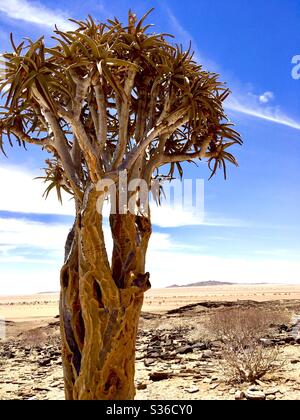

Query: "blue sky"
(0, 0), (300, 294)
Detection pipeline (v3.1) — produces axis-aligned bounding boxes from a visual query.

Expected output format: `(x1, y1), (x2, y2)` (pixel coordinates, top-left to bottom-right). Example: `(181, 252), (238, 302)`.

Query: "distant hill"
(167, 281), (234, 288)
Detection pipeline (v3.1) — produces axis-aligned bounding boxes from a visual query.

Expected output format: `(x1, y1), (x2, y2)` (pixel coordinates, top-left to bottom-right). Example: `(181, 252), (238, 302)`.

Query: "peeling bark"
(59, 188), (151, 400)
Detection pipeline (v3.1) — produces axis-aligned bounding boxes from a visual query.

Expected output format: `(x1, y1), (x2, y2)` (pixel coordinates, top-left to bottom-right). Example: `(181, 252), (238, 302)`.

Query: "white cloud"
(0, 164), (244, 227)
(225, 95), (300, 131)
(0, 217), (70, 253)
(148, 248), (300, 288)
(164, 6), (300, 132)
(0, 0), (75, 31)
(0, 216), (298, 295)
(147, 232), (300, 287)
(0, 164), (75, 216)
(150, 204), (246, 228)
(259, 91), (274, 104)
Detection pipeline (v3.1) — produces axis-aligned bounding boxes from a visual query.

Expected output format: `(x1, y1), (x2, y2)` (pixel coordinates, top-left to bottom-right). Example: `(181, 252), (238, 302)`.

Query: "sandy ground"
(0, 284), (300, 400)
(1, 284), (300, 322)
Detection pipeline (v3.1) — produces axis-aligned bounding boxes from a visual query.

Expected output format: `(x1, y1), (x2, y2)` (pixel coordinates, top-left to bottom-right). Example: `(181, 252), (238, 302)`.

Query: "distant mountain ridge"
(167, 281), (234, 288)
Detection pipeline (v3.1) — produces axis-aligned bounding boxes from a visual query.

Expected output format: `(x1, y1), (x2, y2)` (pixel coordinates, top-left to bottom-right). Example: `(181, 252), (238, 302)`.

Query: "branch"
(8, 126), (53, 146)
(71, 136), (82, 178)
(112, 68), (137, 169)
(93, 83), (107, 152)
(121, 111), (189, 171)
(134, 86), (147, 143)
(70, 71), (91, 118)
(42, 109), (83, 200)
(161, 150), (206, 163)
(70, 118), (102, 182)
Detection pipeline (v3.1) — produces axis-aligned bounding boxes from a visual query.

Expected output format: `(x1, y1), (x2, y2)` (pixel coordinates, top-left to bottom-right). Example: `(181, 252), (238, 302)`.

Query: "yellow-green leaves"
(0, 8), (242, 196)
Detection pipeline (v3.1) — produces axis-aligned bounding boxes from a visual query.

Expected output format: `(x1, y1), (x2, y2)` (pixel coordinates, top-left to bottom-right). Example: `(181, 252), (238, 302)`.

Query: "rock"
(3, 350), (15, 359)
(210, 383), (219, 390)
(147, 352), (160, 358)
(149, 371), (171, 381)
(235, 390), (245, 400)
(191, 343), (207, 351)
(176, 346), (194, 355)
(38, 359), (51, 367)
(144, 358), (155, 367)
(255, 379), (267, 387)
(260, 338), (274, 347)
(229, 388), (236, 395)
(202, 350), (213, 358)
(266, 394), (276, 400)
(50, 381), (61, 387)
(283, 336), (295, 344)
(245, 387), (265, 400)
(136, 382), (147, 390)
(203, 377), (212, 384)
(185, 386), (199, 394)
(290, 359), (300, 364)
(265, 387), (280, 395)
(170, 364), (182, 370)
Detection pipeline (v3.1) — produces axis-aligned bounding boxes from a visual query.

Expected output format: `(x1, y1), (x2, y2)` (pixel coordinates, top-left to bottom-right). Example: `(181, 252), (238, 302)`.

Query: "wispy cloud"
(0, 165), (75, 216)
(1, 217), (299, 294)
(150, 204), (246, 228)
(0, 0), (74, 31)
(225, 96), (300, 131)
(163, 5), (300, 132)
(0, 165), (245, 228)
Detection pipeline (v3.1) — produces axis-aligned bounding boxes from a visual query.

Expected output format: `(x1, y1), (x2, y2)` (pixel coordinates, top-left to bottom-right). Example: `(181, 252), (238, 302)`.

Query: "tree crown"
(0, 9), (242, 203)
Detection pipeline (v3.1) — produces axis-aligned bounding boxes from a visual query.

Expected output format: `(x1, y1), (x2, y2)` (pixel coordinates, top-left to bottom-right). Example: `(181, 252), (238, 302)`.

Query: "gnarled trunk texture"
(59, 188), (151, 400)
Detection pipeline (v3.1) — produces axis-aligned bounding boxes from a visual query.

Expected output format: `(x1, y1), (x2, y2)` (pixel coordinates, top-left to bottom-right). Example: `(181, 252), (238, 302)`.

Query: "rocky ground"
(0, 299), (300, 400)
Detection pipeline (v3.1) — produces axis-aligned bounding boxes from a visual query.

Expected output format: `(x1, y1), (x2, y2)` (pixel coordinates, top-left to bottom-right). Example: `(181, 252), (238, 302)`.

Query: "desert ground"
(0, 284), (300, 400)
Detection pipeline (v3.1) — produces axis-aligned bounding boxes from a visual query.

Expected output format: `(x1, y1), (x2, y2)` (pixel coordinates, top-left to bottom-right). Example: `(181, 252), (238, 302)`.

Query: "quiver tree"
(0, 10), (242, 400)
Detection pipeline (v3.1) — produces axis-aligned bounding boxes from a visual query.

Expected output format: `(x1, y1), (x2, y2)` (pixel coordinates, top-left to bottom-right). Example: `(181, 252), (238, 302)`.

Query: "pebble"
(234, 390), (245, 400)
(245, 387), (266, 400)
(185, 387), (199, 394)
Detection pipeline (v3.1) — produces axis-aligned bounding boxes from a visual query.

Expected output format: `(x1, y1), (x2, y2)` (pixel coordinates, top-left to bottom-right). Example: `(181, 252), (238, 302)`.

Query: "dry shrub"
(206, 307), (287, 383)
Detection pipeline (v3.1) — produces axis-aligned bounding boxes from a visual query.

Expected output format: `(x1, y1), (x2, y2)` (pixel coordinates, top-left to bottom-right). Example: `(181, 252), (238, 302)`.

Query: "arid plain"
(0, 284), (300, 400)
(1, 284), (300, 321)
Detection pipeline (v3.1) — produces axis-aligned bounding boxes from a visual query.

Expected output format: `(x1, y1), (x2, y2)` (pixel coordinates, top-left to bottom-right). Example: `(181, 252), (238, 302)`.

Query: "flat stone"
(185, 387), (199, 394)
(147, 352), (160, 358)
(149, 371), (171, 381)
(265, 387), (280, 395)
(144, 358), (155, 367)
(176, 346), (194, 355)
(202, 350), (213, 358)
(245, 388), (265, 400)
(235, 390), (245, 400)
(266, 394), (276, 400)
(191, 343), (207, 351)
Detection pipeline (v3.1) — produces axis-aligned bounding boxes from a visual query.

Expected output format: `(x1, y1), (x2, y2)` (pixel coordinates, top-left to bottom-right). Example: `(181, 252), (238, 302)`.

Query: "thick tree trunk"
(59, 187), (151, 400)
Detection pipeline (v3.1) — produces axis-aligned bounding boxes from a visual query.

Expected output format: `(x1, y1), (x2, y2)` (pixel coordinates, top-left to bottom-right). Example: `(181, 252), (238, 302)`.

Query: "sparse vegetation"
(206, 307), (288, 383)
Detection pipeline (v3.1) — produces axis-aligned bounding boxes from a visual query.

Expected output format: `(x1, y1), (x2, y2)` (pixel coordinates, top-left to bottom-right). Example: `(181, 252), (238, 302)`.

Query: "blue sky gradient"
(0, 0), (300, 294)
